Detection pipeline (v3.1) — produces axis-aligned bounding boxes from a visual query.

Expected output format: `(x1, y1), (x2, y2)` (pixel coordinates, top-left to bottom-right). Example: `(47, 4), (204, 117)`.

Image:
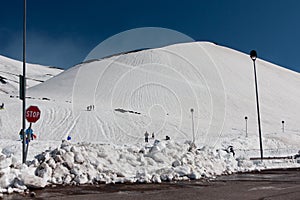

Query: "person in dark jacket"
(144, 131), (149, 143)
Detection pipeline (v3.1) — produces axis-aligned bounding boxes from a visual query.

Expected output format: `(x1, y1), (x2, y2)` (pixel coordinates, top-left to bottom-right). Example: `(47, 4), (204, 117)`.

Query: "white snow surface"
(0, 42), (300, 193)
(0, 55), (62, 95)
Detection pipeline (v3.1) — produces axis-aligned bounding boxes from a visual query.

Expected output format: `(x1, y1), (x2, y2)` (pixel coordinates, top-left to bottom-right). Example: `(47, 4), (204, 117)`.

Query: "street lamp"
(190, 108), (195, 143)
(250, 50), (263, 160)
(245, 116), (248, 137)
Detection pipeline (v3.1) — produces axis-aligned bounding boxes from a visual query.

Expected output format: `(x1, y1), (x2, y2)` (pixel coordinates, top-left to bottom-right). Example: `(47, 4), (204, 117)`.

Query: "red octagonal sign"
(26, 106), (41, 123)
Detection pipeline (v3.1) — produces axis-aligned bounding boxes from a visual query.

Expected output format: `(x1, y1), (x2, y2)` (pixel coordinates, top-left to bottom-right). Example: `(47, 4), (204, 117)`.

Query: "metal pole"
(245, 116), (248, 137)
(24, 123), (32, 161)
(22, 0), (27, 164)
(191, 108), (195, 143)
(252, 59), (263, 160)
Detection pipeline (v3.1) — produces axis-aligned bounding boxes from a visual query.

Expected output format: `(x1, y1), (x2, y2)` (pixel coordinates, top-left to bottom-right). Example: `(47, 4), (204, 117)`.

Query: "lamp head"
(250, 50), (257, 61)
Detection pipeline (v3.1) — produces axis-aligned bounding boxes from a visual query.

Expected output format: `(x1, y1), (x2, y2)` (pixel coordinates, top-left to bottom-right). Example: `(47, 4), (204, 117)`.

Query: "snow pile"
(30, 140), (242, 185)
(0, 140), (298, 195)
(0, 153), (46, 195)
(0, 140), (241, 192)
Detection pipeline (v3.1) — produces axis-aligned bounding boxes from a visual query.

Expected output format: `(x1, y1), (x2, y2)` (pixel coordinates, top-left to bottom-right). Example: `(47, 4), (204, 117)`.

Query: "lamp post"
(250, 50), (263, 160)
(245, 116), (248, 137)
(190, 108), (195, 143)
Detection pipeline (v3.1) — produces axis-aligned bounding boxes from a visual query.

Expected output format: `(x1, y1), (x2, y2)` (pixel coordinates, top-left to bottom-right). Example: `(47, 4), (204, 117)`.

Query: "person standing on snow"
(144, 131), (149, 143)
(19, 129), (24, 140)
(26, 126), (34, 141)
(25, 124), (37, 142)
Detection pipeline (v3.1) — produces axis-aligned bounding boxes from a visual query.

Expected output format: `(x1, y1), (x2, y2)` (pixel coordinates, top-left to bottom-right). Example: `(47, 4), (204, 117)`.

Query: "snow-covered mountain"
(23, 42), (300, 149)
(1, 41), (300, 150)
(0, 55), (63, 95)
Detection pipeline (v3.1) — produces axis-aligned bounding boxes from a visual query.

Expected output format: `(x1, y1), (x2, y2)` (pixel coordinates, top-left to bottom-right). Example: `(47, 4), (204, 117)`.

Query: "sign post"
(24, 105), (41, 162)
(21, 0), (27, 164)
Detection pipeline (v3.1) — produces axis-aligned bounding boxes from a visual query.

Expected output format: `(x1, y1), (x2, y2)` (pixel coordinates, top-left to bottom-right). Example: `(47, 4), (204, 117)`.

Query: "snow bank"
(0, 140), (298, 195)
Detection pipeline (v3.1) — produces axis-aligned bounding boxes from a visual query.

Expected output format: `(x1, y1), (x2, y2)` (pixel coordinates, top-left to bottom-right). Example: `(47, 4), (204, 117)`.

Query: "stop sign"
(26, 106), (41, 123)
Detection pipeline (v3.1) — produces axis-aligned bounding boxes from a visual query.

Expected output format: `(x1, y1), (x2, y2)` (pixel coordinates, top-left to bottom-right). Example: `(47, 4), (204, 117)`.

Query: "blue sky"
(1, 0), (300, 71)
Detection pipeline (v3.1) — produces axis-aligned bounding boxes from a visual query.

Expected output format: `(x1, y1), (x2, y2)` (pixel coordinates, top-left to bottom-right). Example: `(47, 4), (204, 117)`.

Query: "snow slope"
(23, 42), (300, 151)
(0, 55), (62, 145)
(0, 55), (62, 95)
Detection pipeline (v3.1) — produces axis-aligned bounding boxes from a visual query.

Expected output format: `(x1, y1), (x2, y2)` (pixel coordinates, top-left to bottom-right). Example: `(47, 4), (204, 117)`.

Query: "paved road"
(6, 168), (300, 200)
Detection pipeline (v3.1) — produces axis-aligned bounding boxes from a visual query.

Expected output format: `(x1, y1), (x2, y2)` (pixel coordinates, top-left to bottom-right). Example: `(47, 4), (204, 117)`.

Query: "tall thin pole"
(252, 57), (263, 160)
(22, 0), (27, 164)
(190, 108), (195, 143)
(245, 116), (248, 137)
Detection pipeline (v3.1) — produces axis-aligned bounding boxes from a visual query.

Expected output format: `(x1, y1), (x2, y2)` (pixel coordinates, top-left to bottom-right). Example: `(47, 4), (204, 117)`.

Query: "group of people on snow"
(144, 131), (154, 143)
(144, 131), (170, 143)
(19, 126), (37, 144)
